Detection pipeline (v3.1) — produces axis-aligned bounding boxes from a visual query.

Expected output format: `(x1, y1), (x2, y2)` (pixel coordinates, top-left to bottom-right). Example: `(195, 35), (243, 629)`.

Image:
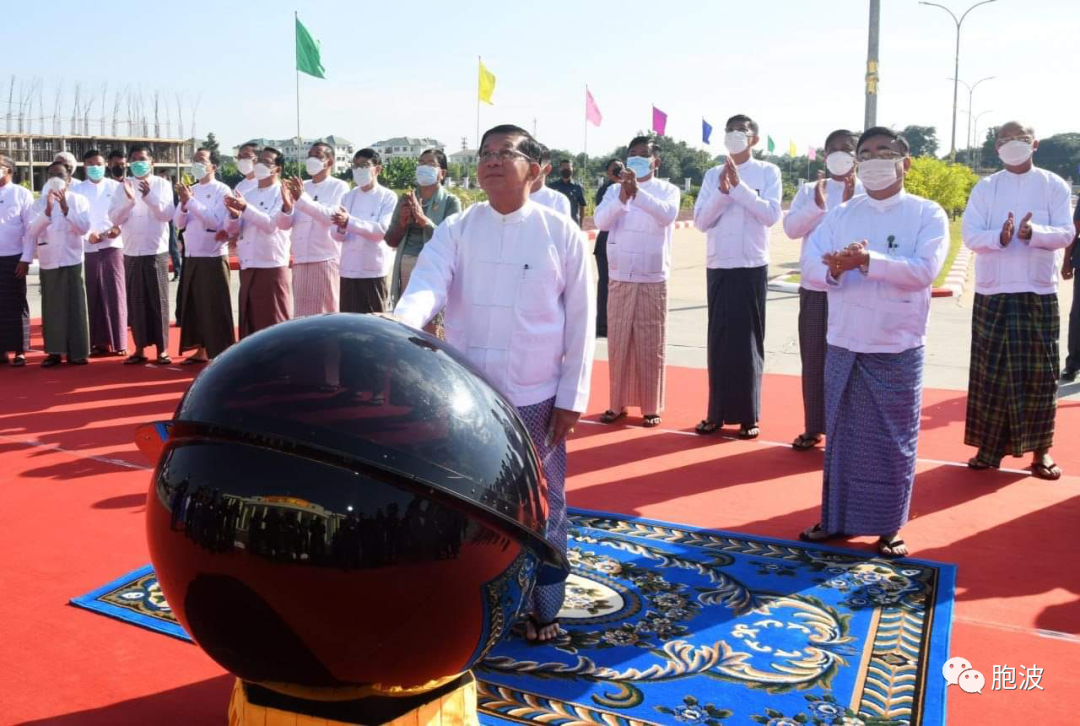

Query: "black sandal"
(738, 425), (760, 440)
(12, 354), (26, 367)
(695, 419), (720, 435)
(181, 357), (209, 365)
(599, 409), (626, 424)
(154, 356), (173, 366)
(799, 523), (835, 543)
(1032, 461), (1062, 481)
(41, 355), (62, 368)
(877, 535), (908, 559)
(123, 354), (148, 365)
(642, 414), (661, 428)
(792, 433), (823, 451)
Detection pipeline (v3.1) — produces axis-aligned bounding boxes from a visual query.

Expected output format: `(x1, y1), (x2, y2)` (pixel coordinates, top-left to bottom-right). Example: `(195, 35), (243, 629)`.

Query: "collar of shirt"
(866, 188), (907, 212)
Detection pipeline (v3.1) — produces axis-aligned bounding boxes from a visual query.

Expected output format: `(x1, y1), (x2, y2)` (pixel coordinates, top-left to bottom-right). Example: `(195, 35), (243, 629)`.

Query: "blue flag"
(702, 119), (713, 145)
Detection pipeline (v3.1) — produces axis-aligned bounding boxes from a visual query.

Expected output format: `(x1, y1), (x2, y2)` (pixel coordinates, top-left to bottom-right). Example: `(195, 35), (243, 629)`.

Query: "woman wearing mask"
(386, 148), (461, 336)
(593, 159), (623, 338)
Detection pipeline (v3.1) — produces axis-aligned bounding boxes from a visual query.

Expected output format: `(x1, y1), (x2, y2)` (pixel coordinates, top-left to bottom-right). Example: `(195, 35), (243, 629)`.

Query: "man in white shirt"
(595, 135), (680, 428)
(26, 161), (92, 366)
(693, 114), (782, 439)
(233, 142), (260, 197)
(72, 149), (127, 357)
(0, 155), (34, 365)
(395, 123), (595, 644)
(109, 144), (176, 365)
(284, 141), (348, 317)
(962, 121), (1073, 480)
(174, 148), (235, 363)
(800, 127), (949, 559)
(330, 149), (397, 313)
(224, 147), (294, 338)
(529, 145), (572, 218)
(785, 129), (864, 451)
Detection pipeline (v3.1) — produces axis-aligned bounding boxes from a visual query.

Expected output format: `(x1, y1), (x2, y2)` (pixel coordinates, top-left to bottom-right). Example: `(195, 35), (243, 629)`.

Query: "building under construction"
(0, 133), (192, 191)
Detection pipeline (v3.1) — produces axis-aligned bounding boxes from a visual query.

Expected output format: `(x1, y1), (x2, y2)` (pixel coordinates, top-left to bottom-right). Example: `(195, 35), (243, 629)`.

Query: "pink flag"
(586, 88), (602, 127)
(652, 105), (667, 136)
(808, 146), (817, 161)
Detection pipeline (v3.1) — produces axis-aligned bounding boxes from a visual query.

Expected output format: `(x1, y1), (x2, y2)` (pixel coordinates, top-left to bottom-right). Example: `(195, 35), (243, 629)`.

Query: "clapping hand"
(138, 179), (151, 197)
(331, 205), (349, 228)
(1017, 212), (1034, 242)
(842, 174), (856, 202)
(822, 240), (868, 279)
(122, 179), (136, 200)
(223, 191), (247, 217)
(284, 176), (304, 200)
(618, 169), (638, 204)
(175, 182), (192, 205)
(1000, 212), (1015, 246)
(280, 181), (295, 213)
(408, 191), (431, 227)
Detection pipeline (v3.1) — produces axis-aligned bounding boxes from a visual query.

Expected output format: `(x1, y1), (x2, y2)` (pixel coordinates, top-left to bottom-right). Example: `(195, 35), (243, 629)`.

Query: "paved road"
(22, 224), (1077, 396)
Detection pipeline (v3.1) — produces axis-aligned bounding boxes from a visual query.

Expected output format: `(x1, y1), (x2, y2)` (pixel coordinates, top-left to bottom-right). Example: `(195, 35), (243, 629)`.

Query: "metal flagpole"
(295, 11), (302, 175)
(583, 85), (588, 188)
(476, 56), (481, 151)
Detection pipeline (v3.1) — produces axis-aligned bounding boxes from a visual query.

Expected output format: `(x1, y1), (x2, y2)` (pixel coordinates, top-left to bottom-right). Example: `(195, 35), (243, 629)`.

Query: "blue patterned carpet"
(72, 509), (955, 725)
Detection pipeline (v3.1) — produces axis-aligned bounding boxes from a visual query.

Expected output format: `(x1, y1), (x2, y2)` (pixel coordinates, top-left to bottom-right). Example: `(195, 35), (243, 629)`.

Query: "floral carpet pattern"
(71, 509), (954, 726)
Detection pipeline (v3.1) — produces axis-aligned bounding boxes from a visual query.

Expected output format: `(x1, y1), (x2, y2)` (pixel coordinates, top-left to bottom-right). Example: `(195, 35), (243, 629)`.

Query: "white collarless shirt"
(108, 175), (175, 256)
(693, 158), (783, 269)
(71, 179), (123, 253)
(962, 166), (1074, 296)
(804, 190), (949, 354)
(395, 201), (595, 412)
(292, 176), (349, 264)
(175, 178), (231, 258)
(331, 183), (398, 279)
(594, 177), (681, 283)
(530, 185), (573, 219)
(224, 182), (293, 269)
(26, 192), (91, 270)
(234, 177), (258, 197)
(786, 178), (865, 292)
(0, 182), (35, 261)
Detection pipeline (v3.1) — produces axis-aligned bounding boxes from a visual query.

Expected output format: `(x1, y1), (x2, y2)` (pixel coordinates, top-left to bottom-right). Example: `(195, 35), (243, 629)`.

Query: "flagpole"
(295, 11), (301, 177)
(583, 85), (588, 189)
(476, 56), (481, 152)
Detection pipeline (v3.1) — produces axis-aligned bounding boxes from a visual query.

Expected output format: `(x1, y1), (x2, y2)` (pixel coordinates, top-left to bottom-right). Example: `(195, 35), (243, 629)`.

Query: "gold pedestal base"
(227, 676), (479, 725)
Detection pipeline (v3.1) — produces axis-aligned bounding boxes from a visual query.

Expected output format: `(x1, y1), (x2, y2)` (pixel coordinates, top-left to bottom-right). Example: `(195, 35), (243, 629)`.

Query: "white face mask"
(825, 151), (855, 177)
(253, 163), (274, 181)
(857, 158), (901, 191)
(237, 157), (255, 176)
(190, 162), (209, 181)
(998, 139), (1034, 166)
(305, 157), (326, 176)
(44, 177), (68, 194)
(724, 131), (750, 155)
(352, 167), (373, 187)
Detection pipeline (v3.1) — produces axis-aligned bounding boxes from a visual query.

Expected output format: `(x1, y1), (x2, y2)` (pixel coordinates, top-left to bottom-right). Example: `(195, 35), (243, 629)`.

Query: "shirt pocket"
(515, 268), (558, 317)
(870, 300), (917, 345)
(508, 330), (562, 388)
(975, 254), (1000, 286)
(1028, 247), (1057, 287)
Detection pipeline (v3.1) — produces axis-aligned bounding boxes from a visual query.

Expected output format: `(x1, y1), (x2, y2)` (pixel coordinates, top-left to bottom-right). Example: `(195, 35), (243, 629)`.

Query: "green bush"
(904, 157), (979, 217)
(381, 157), (418, 191)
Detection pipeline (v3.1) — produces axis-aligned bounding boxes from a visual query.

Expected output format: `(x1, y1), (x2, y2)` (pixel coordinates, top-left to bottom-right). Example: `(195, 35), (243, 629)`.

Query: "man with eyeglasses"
(283, 141), (348, 317)
(800, 127), (948, 559)
(785, 129), (864, 452)
(692, 114), (782, 440)
(962, 122), (1073, 481)
(330, 148), (397, 314)
(395, 124), (595, 644)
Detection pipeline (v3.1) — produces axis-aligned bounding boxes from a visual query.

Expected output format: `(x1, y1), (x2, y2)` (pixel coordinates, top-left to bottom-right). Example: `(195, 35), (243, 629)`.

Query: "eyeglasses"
(857, 150), (905, 161)
(477, 148), (533, 164)
(998, 134), (1034, 144)
(354, 162), (374, 169)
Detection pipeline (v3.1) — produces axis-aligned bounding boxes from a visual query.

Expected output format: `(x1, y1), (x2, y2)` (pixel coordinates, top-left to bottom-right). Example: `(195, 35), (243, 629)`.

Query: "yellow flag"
(789, 139), (798, 158)
(478, 59), (496, 105)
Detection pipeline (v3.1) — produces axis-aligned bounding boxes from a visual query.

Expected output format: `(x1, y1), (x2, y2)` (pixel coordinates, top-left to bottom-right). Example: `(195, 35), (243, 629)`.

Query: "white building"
(370, 137), (444, 162)
(448, 148), (477, 167)
(234, 135), (356, 174)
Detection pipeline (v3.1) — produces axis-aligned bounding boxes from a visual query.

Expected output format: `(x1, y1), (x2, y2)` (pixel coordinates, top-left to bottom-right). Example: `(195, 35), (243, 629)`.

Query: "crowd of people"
(0, 116), (1075, 643)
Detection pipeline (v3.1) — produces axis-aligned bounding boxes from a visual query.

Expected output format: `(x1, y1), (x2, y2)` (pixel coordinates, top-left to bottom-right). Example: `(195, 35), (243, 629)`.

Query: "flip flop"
(123, 354), (148, 365)
(1032, 461), (1062, 481)
(12, 354), (26, 367)
(738, 425), (760, 440)
(877, 535), (908, 559)
(182, 357), (209, 366)
(695, 420), (720, 435)
(599, 409), (626, 424)
(799, 523), (835, 543)
(154, 356), (173, 366)
(792, 433), (823, 451)
(966, 456), (999, 470)
(642, 414), (661, 428)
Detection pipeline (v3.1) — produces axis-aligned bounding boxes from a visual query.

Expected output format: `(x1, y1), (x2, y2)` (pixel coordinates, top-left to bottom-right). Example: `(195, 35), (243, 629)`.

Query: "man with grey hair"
(0, 155), (34, 365)
(54, 151), (78, 176)
(962, 121), (1074, 480)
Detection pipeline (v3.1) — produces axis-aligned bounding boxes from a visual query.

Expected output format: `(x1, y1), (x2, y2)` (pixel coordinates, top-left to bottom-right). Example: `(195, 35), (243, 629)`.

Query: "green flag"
(295, 17), (325, 79)
(767, 136), (776, 154)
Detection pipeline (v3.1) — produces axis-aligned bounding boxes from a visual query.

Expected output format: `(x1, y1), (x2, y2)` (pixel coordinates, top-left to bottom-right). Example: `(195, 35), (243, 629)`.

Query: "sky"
(3, 0), (1077, 158)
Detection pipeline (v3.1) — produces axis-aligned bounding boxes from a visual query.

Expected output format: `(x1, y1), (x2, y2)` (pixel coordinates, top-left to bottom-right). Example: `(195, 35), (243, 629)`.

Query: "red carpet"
(1, 324), (1077, 724)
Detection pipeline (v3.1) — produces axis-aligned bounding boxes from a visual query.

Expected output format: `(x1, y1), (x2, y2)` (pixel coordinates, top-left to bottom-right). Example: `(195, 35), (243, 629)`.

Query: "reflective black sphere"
(146, 314), (560, 690)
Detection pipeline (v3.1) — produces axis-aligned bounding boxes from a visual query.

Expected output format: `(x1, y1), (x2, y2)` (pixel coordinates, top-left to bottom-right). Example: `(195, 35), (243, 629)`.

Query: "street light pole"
(865, 0), (880, 129)
(948, 75), (995, 151)
(919, 0), (997, 163)
(972, 109), (993, 170)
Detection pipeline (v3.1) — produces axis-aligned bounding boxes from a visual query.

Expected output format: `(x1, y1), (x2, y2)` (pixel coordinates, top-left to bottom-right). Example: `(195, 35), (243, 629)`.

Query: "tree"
(381, 157), (417, 191)
(202, 132), (220, 155)
(1033, 133), (1080, 183)
(903, 157), (978, 217)
(901, 125), (939, 158)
